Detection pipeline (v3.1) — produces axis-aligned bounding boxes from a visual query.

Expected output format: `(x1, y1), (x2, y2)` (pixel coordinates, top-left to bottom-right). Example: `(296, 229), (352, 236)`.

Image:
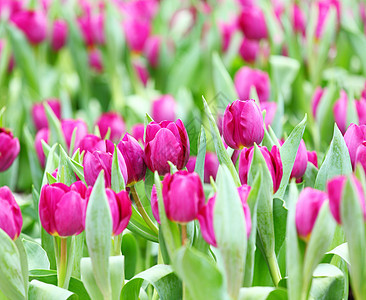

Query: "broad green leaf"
(214, 166), (246, 298)
(58, 146), (76, 185)
(23, 239), (50, 270)
(315, 125), (352, 190)
(194, 126), (206, 183)
(14, 237), (29, 298)
(276, 114), (307, 199)
(121, 264), (182, 300)
(173, 247), (228, 300)
(0, 229), (26, 300)
(28, 280), (75, 300)
(85, 172), (112, 299)
(326, 242), (350, 265)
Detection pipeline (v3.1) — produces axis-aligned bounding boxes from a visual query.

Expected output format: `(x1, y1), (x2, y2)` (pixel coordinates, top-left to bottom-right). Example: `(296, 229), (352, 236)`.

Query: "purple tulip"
(95, 112), (126, 143)
(295, 187), (327, 241)
(327, 175), (366, 224)
(88, 48), (103, 73)
(51, 19), (68, 51)
(144, 119), (190, 175)
(83, 140), (128, 188)
(239, 37), (260, 63)
(78, 134), (106, 154)
(344, 123), (366, 168)
(333, 90), (348, 134)
(356, 97), (366, 125)
(123, 18), (150, 52)
(11, 10), (47, 44)
(117, 133), (146, 186)
(144, 35), (161, 68)
(131, 123), (145, 145)
(186, 152), (219, 183)
(105, 189), (132, 235)
(222, 99), (264, 150)
(0, 128), (20, 172)
(234, 66), (270, 103)
(311, 87), (325, 119)
(151, 95), (177, 123)
(198, 185), (252, 247)
(0, 186), (22, 240)
(239, 145), (283, 193)
(238, 5), (268, 40)
(150, 171), (205, 224)
(290, 139), (308, 180)
(61, 119), (88, 151)
(39, 181), (90, 237)
(32, 99), (61, 131)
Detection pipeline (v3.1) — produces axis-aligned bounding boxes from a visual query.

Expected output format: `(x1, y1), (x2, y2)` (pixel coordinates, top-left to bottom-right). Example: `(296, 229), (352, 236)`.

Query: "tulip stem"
(130, 186), (159, 235)
(57, 237), (68, 288)
(181, 224), (187, 246)
(267, 253), (281, 287)
(112, 234), (123, 256)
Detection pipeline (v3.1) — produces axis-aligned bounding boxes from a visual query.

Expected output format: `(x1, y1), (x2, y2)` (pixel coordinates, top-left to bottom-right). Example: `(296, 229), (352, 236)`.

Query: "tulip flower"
(78, 134), (106, 154)
(219, 21), (237, 52)
(95, 112), (126, 142)
(150, 171), (205, 223)
(234, 66), (270, 103)
(327, 175), (366, 224)
(105, 189), (132, 235)
(144, 35), (161, 68)
(39, 181), (90, 237)
(356, 97), (366, 126)
(238, 5), (268, 40)
(239, 37), (260, 64)
(239, 145), (283, 193)
(117, 133), (146, 186)
(151, 95), (177, 123)
(186, 152), (219, 183)
(222, 99), (264, 150)
(0, 128), (20, 172)
(78, 14), (105, 47)
(11, 10), (47, 44)
(134, 61), (149, 86)
(292, 4), (306, 35)
(355, 142), (366, 173)
(131, 123), (145, 145)
(83, 140), (128, 188)
(88, 48), (103, 73)
(311, 87), (326, 119)
(197, 185), (252, 247)
(32, 99), (61, 131)
(295, 188), (327, 241)
(307, 151), (318, 168)
(261, 102), (277, 128)
(35, 128), (49, 168)
(333, 90), (349, 134)
(123, 18), (150, 52)
(61, 119), (88, 151)
(0, 186), (22, 240)
(145, 119), (190, 175)
(290, 139), (308, 180)
(344, 123), (366, 168)
(315, 0), (341, 39)
(51, 19), (68, 51)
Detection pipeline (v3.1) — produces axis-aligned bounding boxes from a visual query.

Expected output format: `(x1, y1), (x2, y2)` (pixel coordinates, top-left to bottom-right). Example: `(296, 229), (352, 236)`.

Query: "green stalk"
(57, 238), (68, 288)
(267, 252), (281, 287)
(112, 234), (123, 256)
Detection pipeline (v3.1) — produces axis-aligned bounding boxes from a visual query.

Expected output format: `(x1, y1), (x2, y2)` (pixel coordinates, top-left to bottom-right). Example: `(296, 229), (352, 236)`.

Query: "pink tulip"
(344, 123), (366, 168)
(35, 128), (49, 168)
(11, 10), (47, 44)
(311, 87), (326, 119)
(261, 102), (277, 128)
(315, 0), (341, 39)
(307, 151), (318, 168)
(239, 37), (260, 63)
(238, 5), (268, 40)
(51, 19), (68, 51)
(88, 48), (103, 73)
(290, 139), (308, 180)
(0, 128), (20, 172)
(0, 186), (22, 240)
(151, 95), (177, 123)
(133, 61), (149, 86)
(61, 119), (88, 151)
(78, 134), (106, 154)
(131, 123), (145, 145)
(356, 97), (366, 125)
(219, 21), (237, 52)
(95, 112), (126, 142)
(186, 152), (219, 183)
(292, 4), (306, 35)
(144, 35), (161, 68)
(123, 18), (150, 52)
(333, 90), (349, 134)
(32, 99), (61, 131)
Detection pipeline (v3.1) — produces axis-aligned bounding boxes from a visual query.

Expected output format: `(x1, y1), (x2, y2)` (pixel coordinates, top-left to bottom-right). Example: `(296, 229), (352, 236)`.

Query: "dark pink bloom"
(11, 10), (47, 44)
(292, 4), (306, 35)
(239, 37), (260, 63)
(35, 128), (49, 168)
(95, 112), (126, 142)
(51, 19), (68, 51)
(333, 90), (349, 134)
(355, 142), (366, 173)
(88, 48), (103, 72)
(261, 102), (277, 128)
(123, 18), (150, 52)
(290, 139), (308, 180)
(219, 21), (237, 52)
(238, 5), (268, 40)
(131, 123), (145, 145)
(144, 35), (161, 68)
(134, 61), (149, 86)
(315, 0), (341, 39)
(222, 99), (264, 149)
(0, 128), (20, 172)
(307, 151), (318, 168)
(61, 119), (88, 151)
(186, 152), (219, 183)
(344, 123), (366, 168)
(356, 97), (366, 125)
(0, 186), (22, 240)
(198, 185), (252, 247)
(32, 99), (61, 131)
(151, 95), (177, 123)
(311, 87), (326, 119)
(78, 134), (106, 154)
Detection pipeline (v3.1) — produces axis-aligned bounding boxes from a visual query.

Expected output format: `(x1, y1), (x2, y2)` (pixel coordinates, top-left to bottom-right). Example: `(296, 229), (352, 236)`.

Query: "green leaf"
(121, 233), (139, 280)
(67, 158), (86, 185)
(28, 280), (75, 300)
(314, 125), (352, 190)
(80, 258), (104, 300)
(111, 145), (126, 192)
(326, 243), (350, 265)
(0, 229), (26, 300)
(58, 146), (76, 185)
(121, 264), (182, 300)
(194, 126), (206, 182)
(85, 172), (112, 299)
(239, 287), (287, 300)
(14, 237), (29, 298)
(44, 103), (67, 150)
(127, 206), (159, 243)
(173, 247), (228, 300)
(23, 239), (50, 270)
(214, 165), (246, 299)
(303, 163), (318, 188)
(275, 114), (307, 199)
(212, 52), (237, 105)
(343, 25), (366, 77)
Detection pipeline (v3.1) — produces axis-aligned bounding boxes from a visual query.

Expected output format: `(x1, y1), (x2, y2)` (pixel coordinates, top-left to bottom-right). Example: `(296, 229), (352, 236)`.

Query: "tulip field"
(2, 0), (366, 299)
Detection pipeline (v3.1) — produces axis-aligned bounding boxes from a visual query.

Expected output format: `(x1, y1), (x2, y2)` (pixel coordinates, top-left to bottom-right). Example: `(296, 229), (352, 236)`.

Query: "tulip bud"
(144, 35), (161, 68)
(0, 186), (22, 240)
(145, 119), (190, 175)
(51, 19), (68, 51)
(39, 181), (90, 237)
(105, 189), (132, 235)
(315, 0), (341, 39)
(0, 128), (20, 172)
(83, 140), (128, 188)
(261, 102), (277, 128)
(344, 123), (366, 168)
(78, 14), (105, 47)
(295, 188), (327, 241)
(307, 151), (318, 168)
(219, 21), (237, 52)
(333, 90), (348, 134)
(123, 18), (150, 52)
(61, 119), (88, 151)
(35, 128), (49, 168)
(234, 66), (270, 103)
(311, 87), (325, 119)
(198, 185), (252, 247)
(238, 5), (268, 40)
(134, 61), (149, 86)
(117, 133), (146, 186)
(151, 95), (177, 123)
(186, 152), (219, 183)
(292, 4), (306, 35)
(11, 10), (47, 44)
(32, 99), (61, 131)
(290, 139), (308, 180)
(239, 37), (260, 64)
(78, 134), (106, 154)
(327, 175), (366, 224)
(95, 112), (126, 143)
(222, 99), (264, 149)
(150, 171), (205, 223)
(239, 145), (283, 193)
(356, 97), (366, 125)
(355, 142), (366, 173)
(131, 123), (145, 145)
(88, 48), (103, 73)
